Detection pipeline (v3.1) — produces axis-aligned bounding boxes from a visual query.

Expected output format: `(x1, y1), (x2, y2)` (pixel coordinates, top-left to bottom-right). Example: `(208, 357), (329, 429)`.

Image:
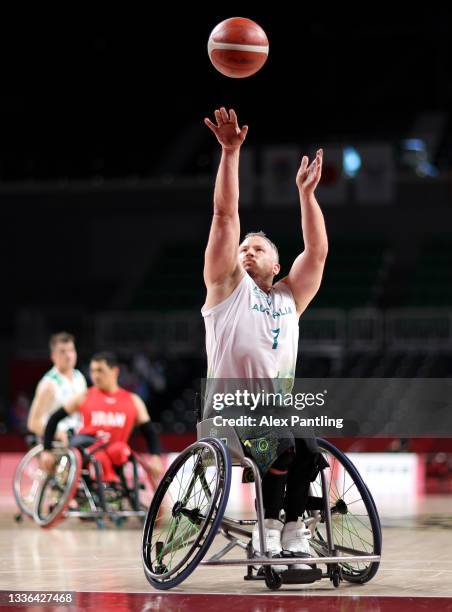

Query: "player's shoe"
(252, 518), (287, 571)
(281, 519), (313, 570)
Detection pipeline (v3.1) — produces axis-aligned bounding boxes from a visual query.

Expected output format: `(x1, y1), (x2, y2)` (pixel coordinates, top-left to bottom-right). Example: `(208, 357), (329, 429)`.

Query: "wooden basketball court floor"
(1, 494), (451, 611)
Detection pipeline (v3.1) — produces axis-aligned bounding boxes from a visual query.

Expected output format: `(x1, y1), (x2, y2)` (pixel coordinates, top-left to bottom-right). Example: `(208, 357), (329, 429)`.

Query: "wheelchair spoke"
(323, 456), (343, 503)
(184, 469), (216, 510)
(344, 514), (366, 570)
(345, 515), (373, 547)
(345, 498), (364, 505)
(153, 504), (201, 566)
(343, 512), (365, 550)
(181, 472), (215, 518)
(332, 518), (346, 550)
(151, 477), (201, 559)
(340, 515), (360, 568)
(166, 514), (197, 557)
(341, 479), (360, 499)
(166, 519), (195, 566)
(178, 458), (199, 506)
(329, 466), (346, 502)
(173, 452), (189, 499)
(336, 503), (373, 556)
(181, 453), (206, 505)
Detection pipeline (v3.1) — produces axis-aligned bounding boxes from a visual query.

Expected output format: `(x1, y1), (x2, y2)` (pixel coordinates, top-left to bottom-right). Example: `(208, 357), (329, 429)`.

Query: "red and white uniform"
(79, 387), (137, 444)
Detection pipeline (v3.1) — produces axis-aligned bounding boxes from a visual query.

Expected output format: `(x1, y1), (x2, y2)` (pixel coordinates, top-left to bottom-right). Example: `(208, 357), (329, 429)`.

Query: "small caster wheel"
(332, 568), (341, 588)
(264, 567), (282, 590)
(14, 513), (24, 523)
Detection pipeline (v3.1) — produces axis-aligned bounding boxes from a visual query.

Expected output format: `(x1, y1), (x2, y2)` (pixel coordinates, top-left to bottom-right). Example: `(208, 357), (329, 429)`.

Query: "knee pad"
(271, 447), (295, 472)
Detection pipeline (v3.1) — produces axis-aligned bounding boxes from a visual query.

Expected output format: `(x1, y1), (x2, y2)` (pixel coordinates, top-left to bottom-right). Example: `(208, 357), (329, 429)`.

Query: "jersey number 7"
(271, 328), (280, 350)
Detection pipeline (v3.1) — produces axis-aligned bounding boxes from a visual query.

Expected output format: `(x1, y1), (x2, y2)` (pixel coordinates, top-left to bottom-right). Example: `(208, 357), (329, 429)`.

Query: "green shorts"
(234, 423), (321, 476)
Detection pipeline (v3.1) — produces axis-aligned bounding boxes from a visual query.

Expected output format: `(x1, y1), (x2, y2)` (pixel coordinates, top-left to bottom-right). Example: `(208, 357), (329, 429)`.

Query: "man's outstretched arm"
(40, 391), (86, 472)
(280, 149), (328, 316)
(203, 107), (248, 308)
(27, 380), (56, 436)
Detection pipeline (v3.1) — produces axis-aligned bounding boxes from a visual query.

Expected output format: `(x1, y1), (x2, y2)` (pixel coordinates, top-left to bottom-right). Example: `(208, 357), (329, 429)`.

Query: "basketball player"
(39, 352), (163, 483)
(203, 108), (328, 568)
(27, 332), (86, 445)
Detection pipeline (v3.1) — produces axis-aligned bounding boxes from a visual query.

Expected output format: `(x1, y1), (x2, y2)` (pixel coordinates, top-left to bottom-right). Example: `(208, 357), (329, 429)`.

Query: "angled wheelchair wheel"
(120, 454), (150, 516)
(307, 438), (382, 584)
(13, 444), (45, 518)
(142, 438), (231, 590)
(33, 448), (82, 528)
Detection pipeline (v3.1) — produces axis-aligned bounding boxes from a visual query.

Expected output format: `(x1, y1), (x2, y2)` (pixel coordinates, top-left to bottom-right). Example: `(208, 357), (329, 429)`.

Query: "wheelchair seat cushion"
(235, 423), (324, 479)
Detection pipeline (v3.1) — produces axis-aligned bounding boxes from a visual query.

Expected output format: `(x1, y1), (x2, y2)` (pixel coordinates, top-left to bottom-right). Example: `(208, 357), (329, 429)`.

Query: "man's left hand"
(296, 149), (323, 195)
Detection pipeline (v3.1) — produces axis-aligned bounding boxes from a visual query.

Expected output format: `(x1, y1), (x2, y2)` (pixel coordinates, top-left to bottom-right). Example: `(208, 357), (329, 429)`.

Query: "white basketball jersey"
(202, 273), (299, 405)
(38, 367), (87, 432)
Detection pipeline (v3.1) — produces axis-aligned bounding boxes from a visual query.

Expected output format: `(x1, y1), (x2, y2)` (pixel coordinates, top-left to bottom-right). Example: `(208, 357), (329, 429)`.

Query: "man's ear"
(273, 262), (281, 276)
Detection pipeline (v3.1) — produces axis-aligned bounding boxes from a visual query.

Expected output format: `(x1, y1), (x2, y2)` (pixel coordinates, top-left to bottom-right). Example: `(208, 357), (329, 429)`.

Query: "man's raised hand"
(204, 107), (248, 151)
(296, 149), (323, 195)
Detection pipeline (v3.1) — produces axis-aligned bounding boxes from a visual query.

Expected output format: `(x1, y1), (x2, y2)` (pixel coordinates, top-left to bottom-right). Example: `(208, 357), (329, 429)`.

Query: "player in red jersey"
(40, 352), (163, 482)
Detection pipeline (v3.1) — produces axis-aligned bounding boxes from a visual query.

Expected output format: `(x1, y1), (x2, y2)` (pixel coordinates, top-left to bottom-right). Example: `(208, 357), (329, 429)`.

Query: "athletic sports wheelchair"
(142, 418), (382, 590)
(14, 434), (152, 528)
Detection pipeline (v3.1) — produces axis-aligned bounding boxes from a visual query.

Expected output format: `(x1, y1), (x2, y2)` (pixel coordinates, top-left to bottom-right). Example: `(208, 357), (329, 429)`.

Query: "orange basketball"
(208, 17), (269, 78)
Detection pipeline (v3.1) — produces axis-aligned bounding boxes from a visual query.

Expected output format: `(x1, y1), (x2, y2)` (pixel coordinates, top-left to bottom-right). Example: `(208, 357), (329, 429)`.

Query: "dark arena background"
(1, 10), (452, 612)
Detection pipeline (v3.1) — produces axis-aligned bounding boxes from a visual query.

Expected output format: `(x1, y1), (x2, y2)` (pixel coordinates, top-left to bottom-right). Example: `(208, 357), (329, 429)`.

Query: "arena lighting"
(401, 138), (439, 177)
(416, 160), (439, 177)
(402, 138), (426, 152)
(343, 146), (361, 177)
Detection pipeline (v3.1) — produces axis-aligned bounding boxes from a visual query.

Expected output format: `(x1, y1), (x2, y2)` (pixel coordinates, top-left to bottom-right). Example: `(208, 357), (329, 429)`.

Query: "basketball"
(207, 17), (269, 78)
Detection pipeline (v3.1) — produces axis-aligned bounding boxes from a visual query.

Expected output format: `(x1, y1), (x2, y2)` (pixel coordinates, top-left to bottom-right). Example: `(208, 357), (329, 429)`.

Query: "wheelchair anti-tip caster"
(331, 567), (342, 588)
(264, 567), (282, 590)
